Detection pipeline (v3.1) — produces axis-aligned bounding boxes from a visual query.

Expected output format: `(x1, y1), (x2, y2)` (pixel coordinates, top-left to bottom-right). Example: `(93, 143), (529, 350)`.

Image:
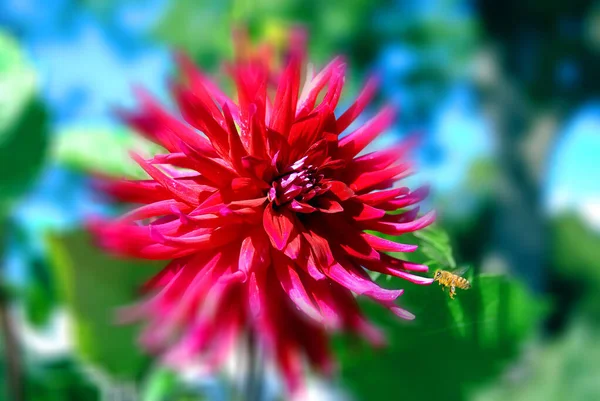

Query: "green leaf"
(141, 367), (179, 401)
(336, 274), (545, 401)
(141, 365), (212, 401)
(473, 318), (600, 401)
(551, 212), (600, 286)
(53, 127), (158, 179)
(0, 32), (49, 206)
(25, 358), (99, 401)
(414, 224), (456, 269)
(47, 230), (163, 380)
(23, 280), (54, 328)
(2, 217), (57, 328)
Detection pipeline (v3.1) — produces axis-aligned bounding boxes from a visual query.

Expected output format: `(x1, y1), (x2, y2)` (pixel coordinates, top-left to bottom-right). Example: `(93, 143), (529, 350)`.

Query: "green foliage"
(0, 357), (98, 401)
(8, 219), (58, 327)
(154, 0), (235, 70)
(413, 224), (457, 270)
(342, 224), (543, 400)
(23, 359), (99, 401)
(23, 278), (54, 328)
(0, 31), (49, 207)
(140, 365), (212, 401)
(53, 127), (158, 179)
(474, 318), (600, 401)
(336, 274), (544, 401)
(154, 0), (478, 86)
(141, 367), (179, 401)
(154, 0), (385, 67)
(47, 230), (163, 380)
(550, 212), (600, 286)
(464, 158), (498, 196)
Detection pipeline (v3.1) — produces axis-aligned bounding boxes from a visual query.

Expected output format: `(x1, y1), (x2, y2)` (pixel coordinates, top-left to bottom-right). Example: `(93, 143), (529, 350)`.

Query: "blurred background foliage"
(1, 0), (599, 400)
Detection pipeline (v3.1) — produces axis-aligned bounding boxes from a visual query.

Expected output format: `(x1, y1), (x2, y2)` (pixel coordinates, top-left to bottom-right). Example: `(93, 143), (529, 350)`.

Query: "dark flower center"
(267, 157), (329, 206)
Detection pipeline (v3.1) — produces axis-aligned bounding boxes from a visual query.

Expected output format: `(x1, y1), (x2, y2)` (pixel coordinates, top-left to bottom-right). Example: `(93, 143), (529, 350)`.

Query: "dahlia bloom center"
(267, 156), (331, 209)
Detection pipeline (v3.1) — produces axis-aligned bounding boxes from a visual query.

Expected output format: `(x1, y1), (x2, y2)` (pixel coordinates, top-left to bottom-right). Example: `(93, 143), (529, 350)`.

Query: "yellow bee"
(433, 266), (471, 299)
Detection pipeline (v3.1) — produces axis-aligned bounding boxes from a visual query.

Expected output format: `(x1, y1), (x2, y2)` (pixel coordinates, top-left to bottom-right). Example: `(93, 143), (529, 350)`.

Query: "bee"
(433, 266), (471, 299)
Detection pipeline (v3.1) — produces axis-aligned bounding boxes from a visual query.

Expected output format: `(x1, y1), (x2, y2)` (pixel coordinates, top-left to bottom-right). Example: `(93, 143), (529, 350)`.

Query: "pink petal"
(174, 51), (239, 120)
(172, 85), (230, 158)
(362, 259), (433, 285)
(336, 76), (379, 132)
(271, 55), (301, 136)
(336, 105), (396, 160)
(362, 233), (418, 253)
(223, 103), (248, 171)
(327, 180), (355, 201)
(344, 201), (387, 221)
(297, 56), (344, 117)
(178, 142), (237, 185)
(349, 163), (412, 193)
(387, 304), (415, 320)
(131, 153), (201, 205)
(263, 203), (295, 250)
(239, 229), (271, 275)
(273, 252), (323, 323)
(356, 187), (409, 205)
(378, 186), (430, 210)
(290, 200), (317, 213)
(324, 261), (403, 302)
(361, 210), (436, 235)
(120, 199), (191, 222)
(314, 197), (344, 213)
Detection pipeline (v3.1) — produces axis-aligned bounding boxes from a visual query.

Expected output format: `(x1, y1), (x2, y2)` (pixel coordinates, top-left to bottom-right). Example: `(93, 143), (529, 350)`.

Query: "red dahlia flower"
(91, 32), (435, 392)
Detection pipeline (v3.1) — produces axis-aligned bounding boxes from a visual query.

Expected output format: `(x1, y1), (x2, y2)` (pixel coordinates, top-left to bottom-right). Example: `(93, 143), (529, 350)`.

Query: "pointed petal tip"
(263, 204), (294, 250)
(364, 288), (404, 302)
(390, 306), (416, 320)
(420, 277), (435, 285)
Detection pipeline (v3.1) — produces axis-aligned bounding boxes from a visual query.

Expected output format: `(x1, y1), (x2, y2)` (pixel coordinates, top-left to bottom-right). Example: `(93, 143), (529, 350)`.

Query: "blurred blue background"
(1, 0), (599, 400)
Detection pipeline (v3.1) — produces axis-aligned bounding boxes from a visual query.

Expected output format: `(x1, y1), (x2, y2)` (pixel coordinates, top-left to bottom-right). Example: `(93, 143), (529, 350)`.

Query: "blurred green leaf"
(474, 318), (600, 401)
(464, 158), (498, 195)
(0, 32), (48, 206)
(47, 230), (162, 380)
(141, 367), (178, 401)
(141, 365), (211, 401)
(53, 127), (157, 179)
(24, 359), (99, 401)
(413, 224), (457, 269)
(336, 274), (544, 401)
(23, 280), (54, 328)
(154, 0), (478, 108)
(551, 212), (600, 286)
(155, 0), (234, 70)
